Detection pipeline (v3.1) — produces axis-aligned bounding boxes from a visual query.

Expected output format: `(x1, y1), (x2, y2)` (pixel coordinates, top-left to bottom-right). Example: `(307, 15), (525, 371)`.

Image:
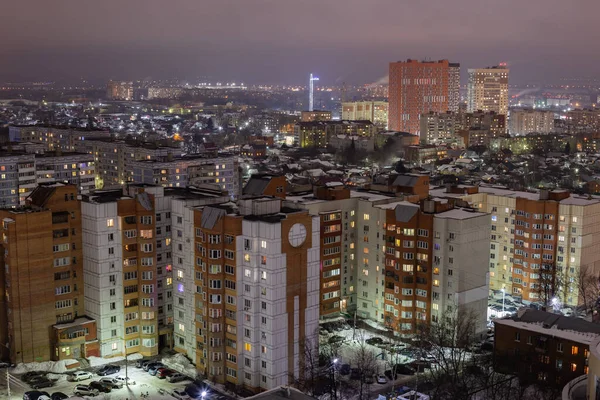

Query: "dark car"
(22, 371), (46, 383)
(97, 364), (120, 376)
(350, 368), (362, 380)
(340, 363), (351, 375)
(28, 375), (50, 385)
(365, 337), (384, 346)
(89, 380), (112, 393)
(23, 391), (50, 400)
(395, 364), (415, 376)
(50, 392), (69, 400)
(384, 369), (397, 380)
(157, 368), (176, 379)
(30, 378), (54, 389)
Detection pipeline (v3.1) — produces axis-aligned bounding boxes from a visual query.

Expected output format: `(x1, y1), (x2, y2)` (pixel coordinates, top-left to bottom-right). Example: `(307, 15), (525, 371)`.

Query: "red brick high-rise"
(388, 59), (458, 135)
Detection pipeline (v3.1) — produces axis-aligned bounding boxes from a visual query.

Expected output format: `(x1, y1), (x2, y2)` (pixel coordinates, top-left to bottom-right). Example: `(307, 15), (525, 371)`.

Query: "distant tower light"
(309, 73), (319, 111)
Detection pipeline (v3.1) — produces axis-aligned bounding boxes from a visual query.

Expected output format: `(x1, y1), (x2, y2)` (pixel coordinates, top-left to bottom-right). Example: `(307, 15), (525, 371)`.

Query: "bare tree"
(576, 264), (600, 315)
(534, 263), (565, 308)
(351, 331), (378, 400)
(292, 330), (321, 397)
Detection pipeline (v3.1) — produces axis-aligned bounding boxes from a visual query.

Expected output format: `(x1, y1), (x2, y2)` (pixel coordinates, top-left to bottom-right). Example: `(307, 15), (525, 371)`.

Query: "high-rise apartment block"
(0, 184), (94, 363)
(287, 175), (490, 336)
(432, 185), (600, 306)
(171, 197), (320, 391)
(467, 66), (509, 115)
(509, 109), (555, 135)
(106, 80), (134, 101)
(342, 101), (389, 128)
(448, 63), (461, 113)
(419, 111), (461, 144)
(300, 111), (332, 122)
(388, 59), (460, 135)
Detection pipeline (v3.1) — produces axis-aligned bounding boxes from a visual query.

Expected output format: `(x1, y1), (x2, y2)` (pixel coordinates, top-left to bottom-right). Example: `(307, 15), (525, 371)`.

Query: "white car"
(99, 377), (124, 388)
(376, 375), (387, 384)
(115, 375), (136, 385)
(71, 371), (93, 381)
(172, 388), (192, 400)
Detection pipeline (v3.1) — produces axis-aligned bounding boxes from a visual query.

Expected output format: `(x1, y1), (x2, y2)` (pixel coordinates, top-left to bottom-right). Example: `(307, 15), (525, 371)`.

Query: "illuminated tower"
(309, 73), (319, 111)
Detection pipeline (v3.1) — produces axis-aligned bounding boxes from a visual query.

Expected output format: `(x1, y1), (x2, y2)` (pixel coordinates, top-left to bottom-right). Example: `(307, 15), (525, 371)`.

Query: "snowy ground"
(0, 355), (233, 400)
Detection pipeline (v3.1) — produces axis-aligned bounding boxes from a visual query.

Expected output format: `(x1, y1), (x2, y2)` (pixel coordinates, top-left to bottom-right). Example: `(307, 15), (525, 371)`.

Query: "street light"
(501, 287), (505, 317)
(201, 390), (207, 399)
(331, 359), (339, 400)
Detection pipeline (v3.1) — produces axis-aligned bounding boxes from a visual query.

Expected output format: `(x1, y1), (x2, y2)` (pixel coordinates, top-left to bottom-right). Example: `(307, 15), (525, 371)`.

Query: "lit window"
(244, 343), (252, 352)
(573, 217), (578, 223)
(107, 219), (114, 227)
(111, 343), (118, 350)
(363, 213), (370, 221)
(179, 323), (185, 332)
(261, 240), (267, 249)
(572, 346), (579, 355)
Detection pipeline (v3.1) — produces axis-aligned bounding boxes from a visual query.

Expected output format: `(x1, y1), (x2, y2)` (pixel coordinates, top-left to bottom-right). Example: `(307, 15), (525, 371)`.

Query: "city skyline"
(1, 0), (599, 85)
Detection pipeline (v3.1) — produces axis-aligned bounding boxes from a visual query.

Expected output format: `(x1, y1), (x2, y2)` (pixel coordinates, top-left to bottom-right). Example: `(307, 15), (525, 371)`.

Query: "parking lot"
(0, 358), (235, 400)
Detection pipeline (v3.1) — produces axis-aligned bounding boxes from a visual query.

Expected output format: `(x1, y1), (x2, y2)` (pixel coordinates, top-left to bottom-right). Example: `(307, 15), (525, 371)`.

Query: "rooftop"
(494, 309), (600, 345)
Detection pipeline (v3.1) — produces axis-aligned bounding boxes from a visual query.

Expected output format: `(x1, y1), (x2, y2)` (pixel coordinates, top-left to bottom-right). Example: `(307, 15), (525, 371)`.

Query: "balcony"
(562, 375), (587, 400)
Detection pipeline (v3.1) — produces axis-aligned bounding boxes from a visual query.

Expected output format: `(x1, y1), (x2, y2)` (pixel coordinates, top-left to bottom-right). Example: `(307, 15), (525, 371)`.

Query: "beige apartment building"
(467, 66), (509, 115)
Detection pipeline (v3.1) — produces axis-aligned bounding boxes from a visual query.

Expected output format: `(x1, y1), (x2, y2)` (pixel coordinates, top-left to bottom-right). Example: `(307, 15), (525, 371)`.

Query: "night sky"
(2, 0), (598, 85)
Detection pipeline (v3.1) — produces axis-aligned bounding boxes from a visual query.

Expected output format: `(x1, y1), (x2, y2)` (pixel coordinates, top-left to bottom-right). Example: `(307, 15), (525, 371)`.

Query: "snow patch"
(162, 353), (198, 378)
(88, 353), (143, 367)
(47, 372), (68, 382)
(13, 359), (78, 374)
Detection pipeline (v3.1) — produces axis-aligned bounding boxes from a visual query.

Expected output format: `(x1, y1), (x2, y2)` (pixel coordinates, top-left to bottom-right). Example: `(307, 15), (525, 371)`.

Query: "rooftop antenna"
(309, 73), (319, 111)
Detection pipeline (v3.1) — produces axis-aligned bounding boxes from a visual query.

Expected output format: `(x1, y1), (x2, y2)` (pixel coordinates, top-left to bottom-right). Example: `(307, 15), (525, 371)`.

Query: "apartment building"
(419, 111), (461, 144)
(130, 155), (240, 200)
(342, 101), (389, 128)
(388, 59), (459, 134)
(294, 120), (377, 148)
(81, 187), (159, 358)
(0, 151), (96, 207)
(431, 185), (600, 306)
(495, 308), (599, 386)
(300, 111), (332, 122)
(8, 125), (112, 150)
(0, 184), (91, 363)
(106, 80), (134, 101)
(509, 109), (555, 135)
(171, 197), (319, 392)
(467, 66), (509, 115)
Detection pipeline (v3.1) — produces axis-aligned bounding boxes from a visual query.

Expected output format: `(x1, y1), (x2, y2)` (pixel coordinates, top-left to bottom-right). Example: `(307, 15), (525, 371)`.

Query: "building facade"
(467, 66), (509, 115)
(342, 101), (389, 128)
(106, 80), (134, 101)
(388, 59), (459, 135)
(509, 109), (555, 135)
(431, 185), (600, 306)
(171, 198), (320, 392)
(0, 184), (90, 363)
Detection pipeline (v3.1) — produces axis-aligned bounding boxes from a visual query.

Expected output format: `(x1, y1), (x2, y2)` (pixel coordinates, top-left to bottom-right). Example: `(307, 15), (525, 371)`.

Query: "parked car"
(167, 373), (190, 383)
(340, 363), (351, 375)
(384, 369), (397, 381)
(50, 393), (69, 400)
(89, 381), (112, 393)
(172, 389), (192, 400)
(70, 371), (93, 382)
(143, 361), (161, 371)
(148, 363), (165, 375)
(73, 384), (99, 397)
(350, 368), (361, 380)
(97, 365), (120, 376)
(365, 337), (384, 346)
(157, 368), (176, 379)
(99, 377), (124, 388)
(22, 371), (46, 383)
(364, 375), (375, 384)
(376, 375), (387, 384)
(395, 364), (415, 376)
(135, 359), (150, 368)
(28, 375), (51, 385)
(31, 379), (54, 389)
(115, 375), (136, 385)
(23, 391), (50, 400)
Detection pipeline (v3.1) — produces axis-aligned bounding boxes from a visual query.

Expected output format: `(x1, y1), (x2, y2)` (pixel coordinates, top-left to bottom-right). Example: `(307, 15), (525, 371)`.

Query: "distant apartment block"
(106, 80), (134, 101)
(342, 101), (388, 128)
(294, 120), (377, 148)
(509, 109), (555, 135)
(467, 66), (509, 115)
(300, 110), (332, 122)
(388, 59), (460, 134)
